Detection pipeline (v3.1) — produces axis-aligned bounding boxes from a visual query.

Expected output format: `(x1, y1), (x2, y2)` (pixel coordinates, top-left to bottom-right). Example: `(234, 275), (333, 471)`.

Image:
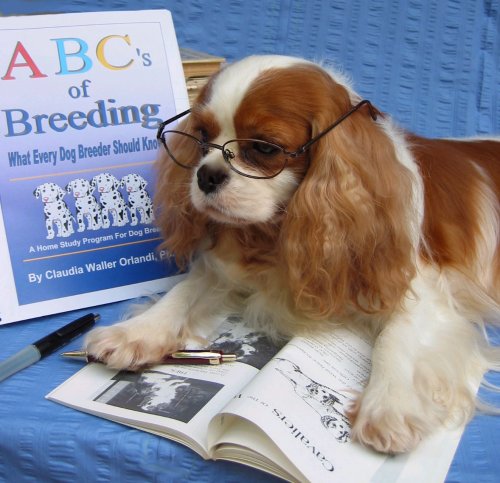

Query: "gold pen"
(61, 349), (237, 366)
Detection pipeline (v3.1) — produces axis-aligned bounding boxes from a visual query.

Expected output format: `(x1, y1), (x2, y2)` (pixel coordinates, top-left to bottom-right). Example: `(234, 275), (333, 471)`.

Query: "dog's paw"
(348, 366), (478, 454)
(348, 396), (429, 454)
(84, 322), (184, 370)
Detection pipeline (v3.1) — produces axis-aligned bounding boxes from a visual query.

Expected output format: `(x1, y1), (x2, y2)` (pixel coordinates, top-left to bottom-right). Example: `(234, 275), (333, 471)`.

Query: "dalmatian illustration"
(121, 173), (154, 226)
(33, 182), (75, 239)
(91, 172), (129, 228)
(275, 358), (351, 443)
(65, 178), (104, 232)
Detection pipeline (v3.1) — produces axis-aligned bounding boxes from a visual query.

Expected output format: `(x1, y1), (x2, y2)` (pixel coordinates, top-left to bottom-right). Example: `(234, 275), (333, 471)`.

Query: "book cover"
(179, 48), (225, 104)
(0, 10), (189, 324)
(180, 47), (225, 78)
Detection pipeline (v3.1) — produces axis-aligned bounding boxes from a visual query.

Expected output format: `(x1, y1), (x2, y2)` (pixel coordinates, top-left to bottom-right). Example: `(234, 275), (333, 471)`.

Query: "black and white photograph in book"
(210, 317), (287, 370)
(93, 370), (224, 423)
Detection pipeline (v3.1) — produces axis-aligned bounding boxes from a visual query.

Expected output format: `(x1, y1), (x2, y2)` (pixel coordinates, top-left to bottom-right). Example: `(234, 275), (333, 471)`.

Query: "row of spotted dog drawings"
(33, 173), (154, 239)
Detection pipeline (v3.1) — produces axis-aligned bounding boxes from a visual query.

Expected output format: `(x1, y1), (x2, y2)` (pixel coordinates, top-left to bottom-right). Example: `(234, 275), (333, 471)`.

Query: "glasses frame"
(156, 99), (378, 180)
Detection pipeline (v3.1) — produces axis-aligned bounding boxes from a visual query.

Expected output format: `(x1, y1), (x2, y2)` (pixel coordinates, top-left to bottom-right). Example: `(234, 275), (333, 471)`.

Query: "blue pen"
(0, 313), (99, 382)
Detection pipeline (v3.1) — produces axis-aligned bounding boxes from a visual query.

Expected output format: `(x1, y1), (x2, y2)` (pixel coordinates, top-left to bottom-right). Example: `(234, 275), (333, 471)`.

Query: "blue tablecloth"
(1, 300), (499, 482)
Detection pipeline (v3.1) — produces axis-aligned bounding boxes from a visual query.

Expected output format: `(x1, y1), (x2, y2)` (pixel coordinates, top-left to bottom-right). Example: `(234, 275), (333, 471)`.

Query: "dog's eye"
(252, 141), (280, 156)
(196, 128), (210, 156)
(197, 128), (209, 143)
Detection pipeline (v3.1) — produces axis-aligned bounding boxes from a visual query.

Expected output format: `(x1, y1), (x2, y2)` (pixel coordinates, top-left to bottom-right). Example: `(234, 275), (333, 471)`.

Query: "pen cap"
(34, 313), (98, 356)
(0, 345), (41, 382)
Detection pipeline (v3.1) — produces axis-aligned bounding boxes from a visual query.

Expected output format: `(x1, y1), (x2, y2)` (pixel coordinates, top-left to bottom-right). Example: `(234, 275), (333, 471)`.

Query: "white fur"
(190, 162), (299, 224)
(351, 264), (489, 452)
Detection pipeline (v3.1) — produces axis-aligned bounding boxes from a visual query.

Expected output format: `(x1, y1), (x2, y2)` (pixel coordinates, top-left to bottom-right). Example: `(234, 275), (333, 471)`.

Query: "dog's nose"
(197, 165), (228, 194)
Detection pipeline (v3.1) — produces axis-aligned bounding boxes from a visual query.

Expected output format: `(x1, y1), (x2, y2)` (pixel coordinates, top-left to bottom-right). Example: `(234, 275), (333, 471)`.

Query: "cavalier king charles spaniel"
(85, 55), (500, 454)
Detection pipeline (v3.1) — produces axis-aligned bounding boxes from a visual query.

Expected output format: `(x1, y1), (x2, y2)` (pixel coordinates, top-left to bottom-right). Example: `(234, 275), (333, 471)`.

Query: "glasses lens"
(162, 131), (203, 168)
(224, 140), (287, 178)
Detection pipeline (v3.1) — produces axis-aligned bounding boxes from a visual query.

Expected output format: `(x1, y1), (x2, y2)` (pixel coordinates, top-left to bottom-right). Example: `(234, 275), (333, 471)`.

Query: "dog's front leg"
(348, 276), (486, 453)
(84, 260), (228, 369)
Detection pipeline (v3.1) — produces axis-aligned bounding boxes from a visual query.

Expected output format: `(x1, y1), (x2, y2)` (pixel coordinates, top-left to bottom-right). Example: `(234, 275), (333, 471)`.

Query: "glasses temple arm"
(157, 108), (192, 139)
(294, 100), (377, 155)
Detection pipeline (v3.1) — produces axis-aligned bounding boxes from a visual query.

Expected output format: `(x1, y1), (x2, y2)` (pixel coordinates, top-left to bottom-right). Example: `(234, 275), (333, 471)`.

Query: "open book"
(0, 10), (187, 324)
(47, 319), (464, 482)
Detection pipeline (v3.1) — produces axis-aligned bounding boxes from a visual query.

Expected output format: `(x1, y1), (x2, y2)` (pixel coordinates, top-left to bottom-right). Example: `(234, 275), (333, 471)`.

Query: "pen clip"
(171, 351), (222, 360)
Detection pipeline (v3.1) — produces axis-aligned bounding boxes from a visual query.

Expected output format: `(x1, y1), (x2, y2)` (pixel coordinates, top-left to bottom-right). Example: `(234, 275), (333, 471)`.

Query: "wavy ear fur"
(155, 116), (210, 269)
(281, 98), (418, 320)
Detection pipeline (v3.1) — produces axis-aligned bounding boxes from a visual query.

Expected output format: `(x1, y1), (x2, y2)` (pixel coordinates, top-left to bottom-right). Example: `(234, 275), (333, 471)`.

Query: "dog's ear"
(155, 114), (209, 269)
(65, 182), (72, 193)
(86, 179), (95, 193)
(33, 187), (41, 198)
(110, 174), (119, 189)
(281, 98), (418, 320)
(57, 185), (67, 198)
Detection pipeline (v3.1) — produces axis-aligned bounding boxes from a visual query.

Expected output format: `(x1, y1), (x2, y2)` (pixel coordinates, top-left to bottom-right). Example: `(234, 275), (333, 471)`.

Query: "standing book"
(0, 10), (188, 324)
(47, 320), (466, 482)
(179, 48), (226, 105)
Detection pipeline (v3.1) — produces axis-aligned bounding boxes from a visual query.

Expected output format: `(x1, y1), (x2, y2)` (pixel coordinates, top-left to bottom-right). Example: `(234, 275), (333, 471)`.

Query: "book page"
(47, 317), (286, 457)
(0, 10), (188, 324)
(47, 359), (257, 458)
(209, 327), (464, 482)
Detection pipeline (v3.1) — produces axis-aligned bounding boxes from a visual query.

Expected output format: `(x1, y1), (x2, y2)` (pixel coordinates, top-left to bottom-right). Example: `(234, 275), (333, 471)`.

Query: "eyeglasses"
(156, 99), (377, 180)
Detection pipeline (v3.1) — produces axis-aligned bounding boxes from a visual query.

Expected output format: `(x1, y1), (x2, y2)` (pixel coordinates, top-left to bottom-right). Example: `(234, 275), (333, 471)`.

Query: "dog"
(91, 172), (129, 228)
(33, 182), (75, 239)
(65, 178), (104, 232)
(276, 359), (351, 443)
(121, 173), (154, 226)
(85, 55), (500, 454)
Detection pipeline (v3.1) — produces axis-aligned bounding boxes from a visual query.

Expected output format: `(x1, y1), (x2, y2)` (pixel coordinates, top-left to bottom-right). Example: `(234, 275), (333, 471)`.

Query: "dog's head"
(156, 55), (419, 319)
(66, 178), (93, 197)
(92, 172), (119, 193)
(122, 174), (147, 192)
(34, 182), (66, 203)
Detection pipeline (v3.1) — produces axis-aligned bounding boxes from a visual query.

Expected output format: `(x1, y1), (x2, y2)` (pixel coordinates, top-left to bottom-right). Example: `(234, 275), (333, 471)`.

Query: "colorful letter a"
(2, 41), (48, 80)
